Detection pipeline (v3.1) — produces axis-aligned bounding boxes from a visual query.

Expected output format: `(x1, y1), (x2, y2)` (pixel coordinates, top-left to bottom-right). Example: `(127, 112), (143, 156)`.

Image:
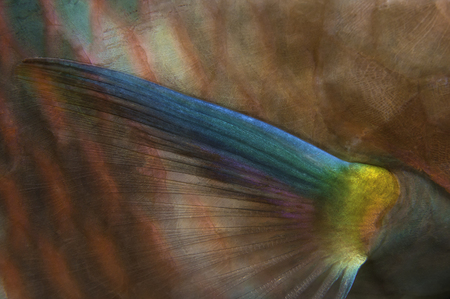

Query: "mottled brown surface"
(1, 1), (450, 298)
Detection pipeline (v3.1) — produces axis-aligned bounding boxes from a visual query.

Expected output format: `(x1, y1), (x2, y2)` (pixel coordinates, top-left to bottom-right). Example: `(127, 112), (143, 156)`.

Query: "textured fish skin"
(0, 0), (450, 298)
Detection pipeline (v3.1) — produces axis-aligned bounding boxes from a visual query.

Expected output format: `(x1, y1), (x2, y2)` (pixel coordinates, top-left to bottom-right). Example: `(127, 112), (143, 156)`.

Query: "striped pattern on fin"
(6, 58), (371, 299)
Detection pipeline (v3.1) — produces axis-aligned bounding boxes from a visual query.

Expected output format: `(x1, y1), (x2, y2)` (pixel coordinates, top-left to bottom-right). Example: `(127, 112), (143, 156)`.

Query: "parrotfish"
(1, 1), (450, 299)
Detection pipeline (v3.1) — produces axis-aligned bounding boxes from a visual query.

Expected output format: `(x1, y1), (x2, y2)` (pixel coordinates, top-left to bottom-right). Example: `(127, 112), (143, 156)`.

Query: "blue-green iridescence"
(6, 0), (45, 55)
(19, 59), (349, 200)
(16, 59), (403, 299)
(19, 61), (401, 258)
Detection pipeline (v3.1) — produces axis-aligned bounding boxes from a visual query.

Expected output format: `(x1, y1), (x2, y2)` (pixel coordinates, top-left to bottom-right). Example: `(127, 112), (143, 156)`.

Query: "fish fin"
(9, 58), (398, 298)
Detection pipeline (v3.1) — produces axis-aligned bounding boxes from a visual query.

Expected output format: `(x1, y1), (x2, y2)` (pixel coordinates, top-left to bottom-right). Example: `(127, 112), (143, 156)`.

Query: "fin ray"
(10, 58), (396, 298)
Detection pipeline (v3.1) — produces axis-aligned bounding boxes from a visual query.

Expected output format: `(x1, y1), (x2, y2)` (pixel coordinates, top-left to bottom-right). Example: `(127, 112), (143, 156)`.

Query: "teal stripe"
(5, 0), (45, 55)
(55, 0), (92, 46)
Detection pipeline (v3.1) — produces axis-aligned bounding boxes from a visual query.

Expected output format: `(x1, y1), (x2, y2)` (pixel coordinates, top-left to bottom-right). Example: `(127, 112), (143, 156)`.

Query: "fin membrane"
(3, 58), (399, 298)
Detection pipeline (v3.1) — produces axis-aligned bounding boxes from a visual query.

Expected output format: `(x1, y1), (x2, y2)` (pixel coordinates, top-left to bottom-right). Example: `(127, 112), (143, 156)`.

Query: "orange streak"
(0, 178), (30, 251)
(88, 0), (106, 65)
(30, 69), (71, 146)
(38, 237), (83, 299)
(39, 0), (91, 62)
(125, 29), (158, 82)
(33, 150), (75, 234)
(0, 251), (30, 299)
(79, 132), (123, 224)
(131, 212), (178, 291)
(39, 0), (59, 55)
(168, 5), (211, 98)
(85, 224), (128, 293)
(0, 93), (20, 161)
(77, 132), (129, 292)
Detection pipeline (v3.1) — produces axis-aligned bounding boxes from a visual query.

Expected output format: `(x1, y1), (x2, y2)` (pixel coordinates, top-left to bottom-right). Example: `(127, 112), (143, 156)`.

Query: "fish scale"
(1, 1), (450, 299)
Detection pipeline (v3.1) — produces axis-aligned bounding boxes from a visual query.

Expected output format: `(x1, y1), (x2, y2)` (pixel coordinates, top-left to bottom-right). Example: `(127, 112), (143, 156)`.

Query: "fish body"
(0, 1), (450, 298)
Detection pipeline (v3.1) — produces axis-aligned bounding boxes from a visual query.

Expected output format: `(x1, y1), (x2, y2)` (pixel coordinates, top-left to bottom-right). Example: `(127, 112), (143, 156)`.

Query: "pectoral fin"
(5, 58), (400, 299)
